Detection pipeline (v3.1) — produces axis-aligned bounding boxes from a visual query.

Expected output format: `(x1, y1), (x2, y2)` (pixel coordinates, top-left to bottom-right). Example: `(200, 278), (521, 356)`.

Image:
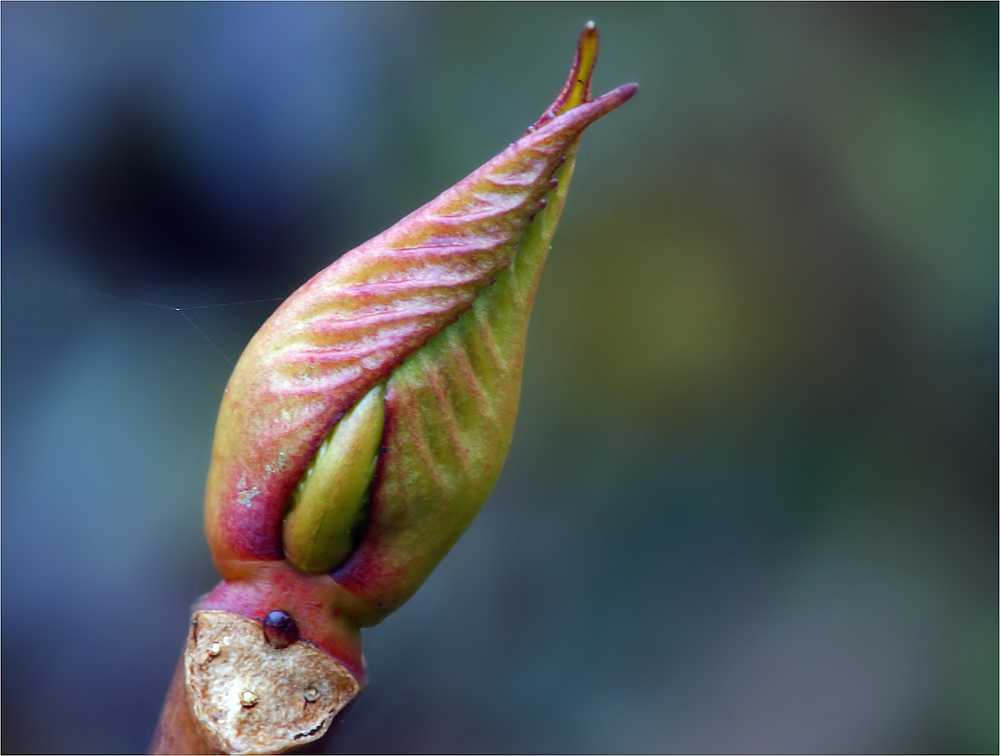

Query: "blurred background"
(2, 3), (996, 753)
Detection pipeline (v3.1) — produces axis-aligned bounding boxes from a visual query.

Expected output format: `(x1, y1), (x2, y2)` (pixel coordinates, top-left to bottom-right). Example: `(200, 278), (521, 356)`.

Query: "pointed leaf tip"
(531, 22), (602, 131)
(561, 21), (599, 113)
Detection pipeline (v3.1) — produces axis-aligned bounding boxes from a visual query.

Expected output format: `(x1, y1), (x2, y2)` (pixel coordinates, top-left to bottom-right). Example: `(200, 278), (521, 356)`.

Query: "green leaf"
(201, 25), (636, 632)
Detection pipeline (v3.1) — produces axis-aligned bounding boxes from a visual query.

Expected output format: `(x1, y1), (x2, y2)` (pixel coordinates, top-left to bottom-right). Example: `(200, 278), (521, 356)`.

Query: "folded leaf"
(282, 382), (385, 573)
(200, 23), (637, 652)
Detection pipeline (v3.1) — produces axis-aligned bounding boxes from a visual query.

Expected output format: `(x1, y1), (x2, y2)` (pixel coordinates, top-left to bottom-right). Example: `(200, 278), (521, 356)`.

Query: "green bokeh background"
(3, 3), (996, 753)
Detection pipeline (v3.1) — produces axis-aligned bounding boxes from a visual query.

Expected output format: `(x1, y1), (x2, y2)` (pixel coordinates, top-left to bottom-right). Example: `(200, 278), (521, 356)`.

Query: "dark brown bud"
(262, 610), (299, 649)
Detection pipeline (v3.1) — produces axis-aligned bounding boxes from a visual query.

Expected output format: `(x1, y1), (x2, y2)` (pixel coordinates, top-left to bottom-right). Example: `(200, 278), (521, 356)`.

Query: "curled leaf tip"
(531, 21), (604, 133)
(565, 21), (600, 111)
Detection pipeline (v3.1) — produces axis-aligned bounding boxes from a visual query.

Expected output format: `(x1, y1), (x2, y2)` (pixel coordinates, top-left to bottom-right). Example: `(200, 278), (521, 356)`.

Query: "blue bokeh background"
(3, 4), (997, 753)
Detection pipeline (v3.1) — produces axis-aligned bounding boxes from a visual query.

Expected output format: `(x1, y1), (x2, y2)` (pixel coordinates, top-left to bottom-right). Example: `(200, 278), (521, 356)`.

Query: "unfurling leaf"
(186, 26), (636, 752)
(283, 382), (385, 573)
